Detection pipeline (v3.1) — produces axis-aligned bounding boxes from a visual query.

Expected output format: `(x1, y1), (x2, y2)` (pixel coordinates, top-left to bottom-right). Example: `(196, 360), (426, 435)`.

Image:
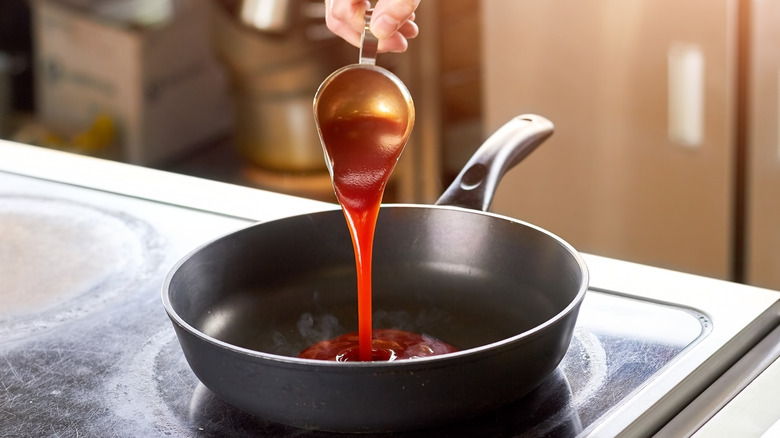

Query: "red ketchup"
(302, 113), (457, 361)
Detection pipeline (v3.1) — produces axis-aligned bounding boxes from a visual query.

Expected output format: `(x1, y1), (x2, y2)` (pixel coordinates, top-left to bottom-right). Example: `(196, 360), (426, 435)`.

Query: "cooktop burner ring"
(120, 327), (601, 437)
(0, 195), (165, 341)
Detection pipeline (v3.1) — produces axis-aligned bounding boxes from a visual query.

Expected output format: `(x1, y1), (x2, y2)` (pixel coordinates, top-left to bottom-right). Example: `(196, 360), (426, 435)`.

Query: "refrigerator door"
(482, 0), (737, 279)
(746, 0), (780, 290)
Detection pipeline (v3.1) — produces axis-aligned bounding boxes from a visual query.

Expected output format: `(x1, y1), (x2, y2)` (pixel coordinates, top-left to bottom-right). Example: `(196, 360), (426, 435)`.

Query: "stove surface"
(1, 142), (778, 437)
(0, 170), (705, 437)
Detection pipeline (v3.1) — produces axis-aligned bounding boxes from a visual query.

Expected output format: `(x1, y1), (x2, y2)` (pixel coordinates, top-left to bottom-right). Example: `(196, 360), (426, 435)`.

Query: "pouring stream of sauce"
(320, 113), (406, 361)
(304, 71), (457, 361)
(304, 102), (458, 361)
(306, 25), (456, 360)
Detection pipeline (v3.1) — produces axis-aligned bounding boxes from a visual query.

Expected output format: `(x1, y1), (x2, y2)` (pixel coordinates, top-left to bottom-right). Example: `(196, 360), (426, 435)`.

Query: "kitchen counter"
(159, 137), (337, 203)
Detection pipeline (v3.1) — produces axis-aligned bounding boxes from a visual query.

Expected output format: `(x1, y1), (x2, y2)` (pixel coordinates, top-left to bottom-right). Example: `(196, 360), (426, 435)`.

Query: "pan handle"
(435, 114), (554, 212)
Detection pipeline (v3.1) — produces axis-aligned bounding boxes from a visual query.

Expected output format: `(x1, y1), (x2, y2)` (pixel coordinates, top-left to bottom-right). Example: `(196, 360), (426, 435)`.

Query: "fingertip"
(377, 35), (409, 53)
(398, 20), (419, 39)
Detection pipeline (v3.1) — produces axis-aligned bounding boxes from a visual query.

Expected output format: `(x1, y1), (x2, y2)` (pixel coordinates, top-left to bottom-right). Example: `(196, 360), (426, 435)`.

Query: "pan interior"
(167, 206), (585, 358)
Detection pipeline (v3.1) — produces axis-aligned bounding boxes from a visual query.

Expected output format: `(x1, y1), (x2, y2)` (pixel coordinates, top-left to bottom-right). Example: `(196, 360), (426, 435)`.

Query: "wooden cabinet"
(482, 0), (780, 290)
(483, 0), (738, 280)
(746, 0), (780, 289)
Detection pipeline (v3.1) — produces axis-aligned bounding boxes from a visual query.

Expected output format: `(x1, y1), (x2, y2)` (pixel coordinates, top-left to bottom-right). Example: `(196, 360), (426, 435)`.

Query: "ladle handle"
(359, 9), (378, 65)
(435, 114), (554, 212)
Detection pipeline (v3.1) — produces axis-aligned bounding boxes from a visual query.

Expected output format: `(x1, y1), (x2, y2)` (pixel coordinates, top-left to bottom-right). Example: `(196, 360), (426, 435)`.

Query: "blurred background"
(1, 0), (779, 291)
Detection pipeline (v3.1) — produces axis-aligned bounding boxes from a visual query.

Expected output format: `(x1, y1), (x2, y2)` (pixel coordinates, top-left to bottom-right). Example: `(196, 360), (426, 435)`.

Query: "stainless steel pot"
(162, 114), (589, 433)
(210, 0), (353, 172)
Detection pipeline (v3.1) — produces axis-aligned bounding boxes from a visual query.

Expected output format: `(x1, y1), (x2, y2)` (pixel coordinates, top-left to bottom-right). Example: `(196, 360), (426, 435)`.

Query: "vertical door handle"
(668, 43), (705, 147)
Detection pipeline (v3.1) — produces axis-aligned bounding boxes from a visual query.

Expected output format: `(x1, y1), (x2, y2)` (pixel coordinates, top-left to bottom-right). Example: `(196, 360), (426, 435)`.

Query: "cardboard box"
(32, 0), (232, 165)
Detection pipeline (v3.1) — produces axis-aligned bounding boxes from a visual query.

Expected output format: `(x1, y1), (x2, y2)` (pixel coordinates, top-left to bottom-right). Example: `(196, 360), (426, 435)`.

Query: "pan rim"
(161, 204), (589, 369)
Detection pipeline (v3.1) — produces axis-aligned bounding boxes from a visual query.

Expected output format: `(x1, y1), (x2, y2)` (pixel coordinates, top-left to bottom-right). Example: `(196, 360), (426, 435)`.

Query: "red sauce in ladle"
(305, 77), (456, 361)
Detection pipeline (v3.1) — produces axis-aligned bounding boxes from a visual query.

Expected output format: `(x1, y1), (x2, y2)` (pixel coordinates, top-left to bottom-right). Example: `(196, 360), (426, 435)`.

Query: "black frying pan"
(162, 114), (588, 433)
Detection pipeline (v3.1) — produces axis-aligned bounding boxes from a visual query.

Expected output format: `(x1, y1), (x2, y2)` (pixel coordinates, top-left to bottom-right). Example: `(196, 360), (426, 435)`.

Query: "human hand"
(325, 0), (421, 53)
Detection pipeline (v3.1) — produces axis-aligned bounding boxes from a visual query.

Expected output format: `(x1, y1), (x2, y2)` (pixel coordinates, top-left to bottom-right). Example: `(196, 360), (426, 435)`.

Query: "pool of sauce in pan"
(303, 113), (456, 362)
(299, 329), (457, 361)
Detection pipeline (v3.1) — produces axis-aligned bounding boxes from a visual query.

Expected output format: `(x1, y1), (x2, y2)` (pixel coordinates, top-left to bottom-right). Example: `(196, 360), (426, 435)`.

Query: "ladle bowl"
(313, 65), (414, 149)
(312, 9), (415, 169)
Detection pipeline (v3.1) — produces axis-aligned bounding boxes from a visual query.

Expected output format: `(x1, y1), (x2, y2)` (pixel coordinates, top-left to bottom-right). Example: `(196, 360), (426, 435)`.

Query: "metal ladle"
(312, 9), (415, 165)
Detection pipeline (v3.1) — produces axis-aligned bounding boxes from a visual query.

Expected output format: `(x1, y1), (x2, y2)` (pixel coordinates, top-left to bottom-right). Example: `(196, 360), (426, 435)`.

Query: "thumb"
(370, 0), (420, 40)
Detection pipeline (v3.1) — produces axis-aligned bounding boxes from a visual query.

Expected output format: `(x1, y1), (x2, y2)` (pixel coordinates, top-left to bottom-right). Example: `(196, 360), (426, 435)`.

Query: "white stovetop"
(1, 140), (779, 437)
